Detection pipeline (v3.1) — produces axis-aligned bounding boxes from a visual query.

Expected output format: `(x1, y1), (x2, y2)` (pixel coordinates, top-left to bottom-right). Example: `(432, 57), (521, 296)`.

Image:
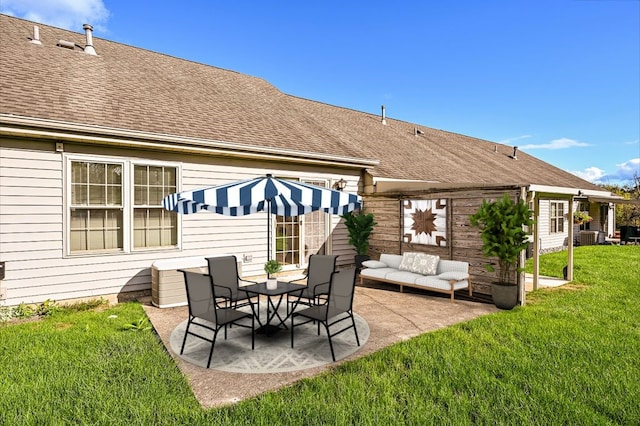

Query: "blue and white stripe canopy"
(162, 174), (362, 217)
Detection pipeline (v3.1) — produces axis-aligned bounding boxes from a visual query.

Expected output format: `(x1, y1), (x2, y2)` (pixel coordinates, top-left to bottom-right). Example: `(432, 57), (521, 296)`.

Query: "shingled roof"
(0, 15), (601, 191)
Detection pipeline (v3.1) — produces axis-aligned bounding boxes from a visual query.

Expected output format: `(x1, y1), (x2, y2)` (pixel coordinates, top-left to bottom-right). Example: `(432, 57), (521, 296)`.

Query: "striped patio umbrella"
(162, 174), (362, 260)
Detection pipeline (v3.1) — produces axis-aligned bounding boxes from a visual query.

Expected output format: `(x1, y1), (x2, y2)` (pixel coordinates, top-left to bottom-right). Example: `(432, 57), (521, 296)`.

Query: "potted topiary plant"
(469, 194), (535, 310)
(264, 259), (282, 290)
(341, 211), (377, 271)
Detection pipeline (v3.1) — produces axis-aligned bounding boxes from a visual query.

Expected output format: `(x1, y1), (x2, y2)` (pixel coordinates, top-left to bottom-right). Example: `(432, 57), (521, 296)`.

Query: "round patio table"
(243, 281), (305, 336)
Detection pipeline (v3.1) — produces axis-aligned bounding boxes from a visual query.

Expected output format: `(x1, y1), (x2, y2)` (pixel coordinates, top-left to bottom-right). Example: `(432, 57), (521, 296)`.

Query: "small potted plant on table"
(470, 194), (534, 309)
(264, 259), (282, 290)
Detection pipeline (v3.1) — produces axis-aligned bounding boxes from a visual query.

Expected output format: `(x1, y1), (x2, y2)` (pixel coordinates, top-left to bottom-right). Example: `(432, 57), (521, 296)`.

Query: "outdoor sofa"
(359, 253), (472, 301)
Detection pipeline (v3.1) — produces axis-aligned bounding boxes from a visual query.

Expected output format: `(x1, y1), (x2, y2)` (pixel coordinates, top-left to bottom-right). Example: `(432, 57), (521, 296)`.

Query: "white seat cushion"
(415, 275), (469, 291)
(385, 271), (422, 284)
(359, 267), (397, 279)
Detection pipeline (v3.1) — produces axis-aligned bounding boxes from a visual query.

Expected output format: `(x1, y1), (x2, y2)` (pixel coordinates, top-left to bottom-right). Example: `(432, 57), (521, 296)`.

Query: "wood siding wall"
(364, 188), (523, 296)
(0, 138), (356, 306)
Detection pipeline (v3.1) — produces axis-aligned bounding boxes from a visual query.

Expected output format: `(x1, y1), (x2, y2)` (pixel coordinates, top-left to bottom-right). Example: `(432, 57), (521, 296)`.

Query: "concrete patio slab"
(525, 273), (569, 292)
(143, 286), (498, 408)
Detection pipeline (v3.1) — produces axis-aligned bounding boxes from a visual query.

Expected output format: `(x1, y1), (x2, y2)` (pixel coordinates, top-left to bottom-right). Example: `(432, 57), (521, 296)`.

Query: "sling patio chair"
(287, 254), (337, 312)
(206, 255), (258, 311)
(290, 267), (360, 362)
(178, 269), (255, 369)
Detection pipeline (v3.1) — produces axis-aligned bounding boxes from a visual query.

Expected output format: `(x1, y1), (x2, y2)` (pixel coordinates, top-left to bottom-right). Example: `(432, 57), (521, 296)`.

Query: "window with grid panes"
(550, 201), (565, 234)
(70, 161), (124, 252)
(69, 159), (178, 253)
(133, 165), (178, 248)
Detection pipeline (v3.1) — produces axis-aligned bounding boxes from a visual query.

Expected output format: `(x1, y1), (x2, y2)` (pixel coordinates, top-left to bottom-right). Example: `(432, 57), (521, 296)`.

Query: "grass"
(1, 245), (638, 425)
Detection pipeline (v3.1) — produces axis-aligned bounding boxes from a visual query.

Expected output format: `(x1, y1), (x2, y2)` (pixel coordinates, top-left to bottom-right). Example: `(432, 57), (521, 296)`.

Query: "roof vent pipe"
(512, 146), (518, 160)
(30, 26), (42, 45)
(381, 105), (387, 125)
(57, 40), (75, 49)
(83, 24), (97, 55)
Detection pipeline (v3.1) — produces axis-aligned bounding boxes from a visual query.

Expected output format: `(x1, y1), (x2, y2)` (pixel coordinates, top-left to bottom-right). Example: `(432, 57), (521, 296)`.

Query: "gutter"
(372, 178), (524, 194)
(527, 184), (610, 198)
(0, 114), (379, 169)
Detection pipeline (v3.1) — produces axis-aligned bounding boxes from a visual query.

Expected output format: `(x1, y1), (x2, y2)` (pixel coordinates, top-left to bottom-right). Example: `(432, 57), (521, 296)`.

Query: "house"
(0, 15), (624, 307)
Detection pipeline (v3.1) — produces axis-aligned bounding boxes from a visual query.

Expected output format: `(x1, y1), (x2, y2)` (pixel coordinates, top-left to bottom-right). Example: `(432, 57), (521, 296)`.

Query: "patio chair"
(287, 254), (337, 311)
(178, 269), (254, 369)
(290, 268), (360, 362)
(206, 255), (257, 310)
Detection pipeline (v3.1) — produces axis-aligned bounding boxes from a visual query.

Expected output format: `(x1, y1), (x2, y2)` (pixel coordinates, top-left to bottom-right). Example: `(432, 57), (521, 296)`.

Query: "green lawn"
(1, 245), (638, 425)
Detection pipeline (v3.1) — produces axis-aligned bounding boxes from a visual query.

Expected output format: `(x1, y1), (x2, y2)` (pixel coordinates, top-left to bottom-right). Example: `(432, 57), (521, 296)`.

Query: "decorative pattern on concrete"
(170, 312), (369, 373)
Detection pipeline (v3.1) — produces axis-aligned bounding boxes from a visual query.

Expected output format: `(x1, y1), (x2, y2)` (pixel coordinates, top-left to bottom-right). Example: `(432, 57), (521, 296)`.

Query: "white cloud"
(498, 135), (532, 145)
(1, 0), (110, 32)
(606, 158), (640, 182)
(572, 158), (640, 184)
(570, 166), (606, 183)
(519, 137), (591, 150)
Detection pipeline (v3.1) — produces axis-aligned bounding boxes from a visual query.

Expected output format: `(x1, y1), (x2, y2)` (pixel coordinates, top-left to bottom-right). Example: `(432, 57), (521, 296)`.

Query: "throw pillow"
(361, 260), (387, 269)
(398, 252), (418, 271)
(411, 253), (440, 275)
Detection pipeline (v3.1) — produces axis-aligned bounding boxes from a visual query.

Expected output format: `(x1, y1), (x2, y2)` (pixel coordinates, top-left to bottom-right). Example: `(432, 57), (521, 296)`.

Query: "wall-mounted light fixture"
(333, 178), (347, 191)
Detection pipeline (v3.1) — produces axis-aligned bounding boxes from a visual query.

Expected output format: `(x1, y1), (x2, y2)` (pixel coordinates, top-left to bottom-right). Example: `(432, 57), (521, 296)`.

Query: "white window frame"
(64, 154), (181, 256)
(549, 201), (565, 234)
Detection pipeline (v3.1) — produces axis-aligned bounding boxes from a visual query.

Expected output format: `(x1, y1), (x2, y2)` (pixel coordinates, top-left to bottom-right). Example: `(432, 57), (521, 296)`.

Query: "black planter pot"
(354, 254), (370, 273)
(491, 282), (519, 310)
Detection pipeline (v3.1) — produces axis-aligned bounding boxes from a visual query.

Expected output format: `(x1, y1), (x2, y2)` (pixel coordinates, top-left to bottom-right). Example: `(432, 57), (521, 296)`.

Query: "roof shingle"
(0, 14), (601, 191)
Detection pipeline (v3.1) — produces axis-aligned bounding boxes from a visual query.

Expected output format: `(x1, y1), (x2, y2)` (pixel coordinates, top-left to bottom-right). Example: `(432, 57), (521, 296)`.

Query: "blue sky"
(3, 0), (639, 185)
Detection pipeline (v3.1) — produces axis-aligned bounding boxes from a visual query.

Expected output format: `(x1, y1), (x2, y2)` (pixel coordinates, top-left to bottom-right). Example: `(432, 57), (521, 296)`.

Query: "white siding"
(574, 201), (609, 244)
(536, 199), (613, 252)
(0, 141), (357, 306)
(537, 199), (569, 252)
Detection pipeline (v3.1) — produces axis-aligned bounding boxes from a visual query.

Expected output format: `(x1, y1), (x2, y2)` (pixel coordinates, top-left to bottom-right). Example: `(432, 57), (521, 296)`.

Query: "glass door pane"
(301, 180), (328, 265)
(303, 210), (326, 261)
(275, 215), (300, 266)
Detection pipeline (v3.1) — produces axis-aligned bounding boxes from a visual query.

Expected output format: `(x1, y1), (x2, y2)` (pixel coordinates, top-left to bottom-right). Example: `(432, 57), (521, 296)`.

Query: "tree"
(600, 174), (640, 227)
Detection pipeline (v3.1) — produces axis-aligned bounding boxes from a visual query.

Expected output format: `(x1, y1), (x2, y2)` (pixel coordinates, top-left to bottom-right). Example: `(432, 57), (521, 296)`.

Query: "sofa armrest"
(437, 271), (469, 281)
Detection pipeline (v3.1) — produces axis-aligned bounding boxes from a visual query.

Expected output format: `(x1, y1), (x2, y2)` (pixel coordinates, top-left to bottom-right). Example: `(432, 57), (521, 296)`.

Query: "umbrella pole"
(267, 200), (271, 262)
